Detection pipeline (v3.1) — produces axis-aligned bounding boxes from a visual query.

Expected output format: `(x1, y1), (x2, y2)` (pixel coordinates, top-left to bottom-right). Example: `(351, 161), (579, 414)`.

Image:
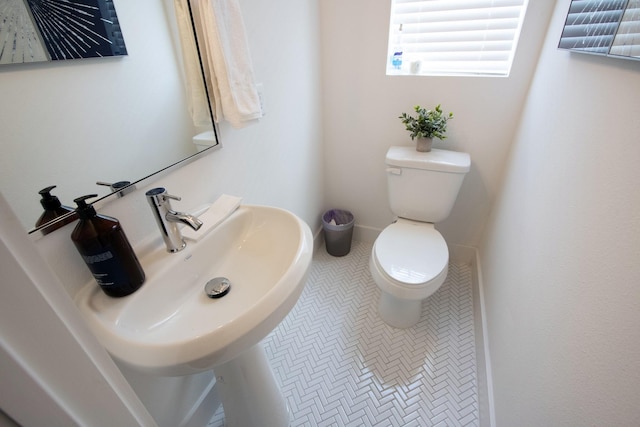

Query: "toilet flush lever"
(386, 167), (402, 176)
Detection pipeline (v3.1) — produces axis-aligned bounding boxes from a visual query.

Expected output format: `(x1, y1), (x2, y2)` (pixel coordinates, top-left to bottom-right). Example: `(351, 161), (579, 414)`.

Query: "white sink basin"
(74, 204), (313, 377)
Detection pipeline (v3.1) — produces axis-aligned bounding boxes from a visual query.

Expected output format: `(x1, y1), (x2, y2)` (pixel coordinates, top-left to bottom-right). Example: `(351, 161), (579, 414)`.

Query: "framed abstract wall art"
(559, 0), (640, 61)
(0, 0), (127, 65)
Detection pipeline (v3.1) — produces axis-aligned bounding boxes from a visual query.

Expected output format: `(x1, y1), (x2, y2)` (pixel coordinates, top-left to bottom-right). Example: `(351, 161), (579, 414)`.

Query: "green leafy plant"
(399, 104), (453, 140)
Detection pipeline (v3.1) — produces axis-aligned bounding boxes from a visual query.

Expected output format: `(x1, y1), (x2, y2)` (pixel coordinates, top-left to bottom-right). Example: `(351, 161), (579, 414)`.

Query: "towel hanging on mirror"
(174, 0), (212, 127)
(181, 0), (262, 129)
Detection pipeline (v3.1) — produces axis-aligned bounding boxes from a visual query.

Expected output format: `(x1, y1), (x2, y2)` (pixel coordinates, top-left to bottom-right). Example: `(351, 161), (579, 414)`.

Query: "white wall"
(319, 0), (556, 247)
(480, 0), (640, 425)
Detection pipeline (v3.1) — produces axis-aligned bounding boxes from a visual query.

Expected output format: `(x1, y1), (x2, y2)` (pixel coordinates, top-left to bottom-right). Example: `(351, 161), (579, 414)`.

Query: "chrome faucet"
(145, 187), (203, 252)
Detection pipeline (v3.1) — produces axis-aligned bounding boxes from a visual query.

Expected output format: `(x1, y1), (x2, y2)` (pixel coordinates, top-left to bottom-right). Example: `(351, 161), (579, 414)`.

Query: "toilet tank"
(385, 146), (470, 223)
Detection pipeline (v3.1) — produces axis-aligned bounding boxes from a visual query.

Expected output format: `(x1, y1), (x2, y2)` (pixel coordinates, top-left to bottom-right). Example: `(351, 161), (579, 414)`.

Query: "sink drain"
(205, 277), (231, 298)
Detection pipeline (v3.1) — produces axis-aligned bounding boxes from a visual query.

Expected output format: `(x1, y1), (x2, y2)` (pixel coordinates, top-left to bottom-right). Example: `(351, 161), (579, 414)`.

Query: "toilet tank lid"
(386, 146), (470, 173)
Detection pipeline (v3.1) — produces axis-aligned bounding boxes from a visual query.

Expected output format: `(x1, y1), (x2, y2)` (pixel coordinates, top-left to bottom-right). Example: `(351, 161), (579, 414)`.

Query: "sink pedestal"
(214, 343), (289, 427)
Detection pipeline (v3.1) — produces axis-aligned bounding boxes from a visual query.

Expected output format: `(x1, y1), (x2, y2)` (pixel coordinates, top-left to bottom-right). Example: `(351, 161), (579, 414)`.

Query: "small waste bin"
(322, 209), (355, 257)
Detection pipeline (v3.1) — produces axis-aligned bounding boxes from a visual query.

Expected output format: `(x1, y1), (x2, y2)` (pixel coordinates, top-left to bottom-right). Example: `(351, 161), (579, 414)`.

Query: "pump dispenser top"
(71, 194), (145, 297)
(74, 194), (98, 219)
(35, 185), (78, 234)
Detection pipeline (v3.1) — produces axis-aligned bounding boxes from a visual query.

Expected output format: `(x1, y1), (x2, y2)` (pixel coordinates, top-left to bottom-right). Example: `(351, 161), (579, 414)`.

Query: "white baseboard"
(470, 248), (495, 427)
(312, 225), (324, 254)
(449, 244), (476, 264)
(353, 224), (381, 244)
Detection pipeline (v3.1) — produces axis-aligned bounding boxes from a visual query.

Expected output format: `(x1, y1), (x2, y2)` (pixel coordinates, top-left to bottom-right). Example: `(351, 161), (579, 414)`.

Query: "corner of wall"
(353, 224), (381, 244)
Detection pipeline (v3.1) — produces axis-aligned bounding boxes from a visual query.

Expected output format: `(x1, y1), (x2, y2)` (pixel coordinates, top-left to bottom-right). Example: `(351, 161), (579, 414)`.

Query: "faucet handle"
(97, 180), (135, 198)
(145, 187), (180, 204)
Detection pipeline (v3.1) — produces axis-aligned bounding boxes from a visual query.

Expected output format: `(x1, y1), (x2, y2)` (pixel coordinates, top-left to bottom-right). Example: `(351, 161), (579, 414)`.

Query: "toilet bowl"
(369, 146), (469, 328)
(370, 219), (448, 328)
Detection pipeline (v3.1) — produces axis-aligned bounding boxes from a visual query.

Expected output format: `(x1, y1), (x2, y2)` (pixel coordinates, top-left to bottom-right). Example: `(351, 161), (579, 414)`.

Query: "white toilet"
(369, 146), (470, 328)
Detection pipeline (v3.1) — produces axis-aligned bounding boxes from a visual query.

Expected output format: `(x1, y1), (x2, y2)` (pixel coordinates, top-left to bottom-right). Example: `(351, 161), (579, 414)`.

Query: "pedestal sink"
(74, 204), (313, 427)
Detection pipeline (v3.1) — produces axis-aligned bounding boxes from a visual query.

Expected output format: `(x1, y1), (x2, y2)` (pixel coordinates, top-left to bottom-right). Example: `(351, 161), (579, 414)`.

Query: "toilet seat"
(371, 219), (448, 300)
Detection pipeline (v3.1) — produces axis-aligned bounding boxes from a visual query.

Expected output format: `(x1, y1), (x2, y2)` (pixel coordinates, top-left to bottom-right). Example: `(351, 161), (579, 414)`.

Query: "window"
(386, 0), (529, 77)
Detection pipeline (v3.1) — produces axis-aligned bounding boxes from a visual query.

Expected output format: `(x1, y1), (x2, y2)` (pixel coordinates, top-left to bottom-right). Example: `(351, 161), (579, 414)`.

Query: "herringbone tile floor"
(209, 240), (478, 426)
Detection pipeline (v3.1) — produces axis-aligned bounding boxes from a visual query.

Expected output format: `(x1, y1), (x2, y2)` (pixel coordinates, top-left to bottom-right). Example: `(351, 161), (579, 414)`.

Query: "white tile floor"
(209, 240), (478, 426)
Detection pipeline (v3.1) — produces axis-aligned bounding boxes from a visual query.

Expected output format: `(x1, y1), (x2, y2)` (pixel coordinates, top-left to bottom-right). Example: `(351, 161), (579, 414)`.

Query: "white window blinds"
(386, 0), (529, 76)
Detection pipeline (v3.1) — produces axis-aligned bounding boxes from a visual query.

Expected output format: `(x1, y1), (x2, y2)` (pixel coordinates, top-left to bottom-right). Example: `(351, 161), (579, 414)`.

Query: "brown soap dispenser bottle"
(35, 186), (78, 235)
(71, 195), (145, 297)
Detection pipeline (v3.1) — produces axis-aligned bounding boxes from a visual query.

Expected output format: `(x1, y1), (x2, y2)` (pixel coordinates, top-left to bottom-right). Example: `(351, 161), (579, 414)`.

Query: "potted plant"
(399, 104), (453, 152)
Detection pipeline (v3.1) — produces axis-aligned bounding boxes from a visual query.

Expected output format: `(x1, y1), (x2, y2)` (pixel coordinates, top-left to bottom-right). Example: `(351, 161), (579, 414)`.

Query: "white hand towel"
(173, 0), (212, 127)
(198, 0), (262, 128)
(182, 194), (243, 242)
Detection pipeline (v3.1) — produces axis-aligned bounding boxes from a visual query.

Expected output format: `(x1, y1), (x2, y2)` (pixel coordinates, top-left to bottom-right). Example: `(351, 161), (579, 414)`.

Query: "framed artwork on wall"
(0, 0), (127, 65)
(559, 0), (640, 61)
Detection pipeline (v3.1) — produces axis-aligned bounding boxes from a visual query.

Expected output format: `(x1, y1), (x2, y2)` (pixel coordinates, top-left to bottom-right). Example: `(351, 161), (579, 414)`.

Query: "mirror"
(559, 0), (640, 61)
(0, 0), (219, 234)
